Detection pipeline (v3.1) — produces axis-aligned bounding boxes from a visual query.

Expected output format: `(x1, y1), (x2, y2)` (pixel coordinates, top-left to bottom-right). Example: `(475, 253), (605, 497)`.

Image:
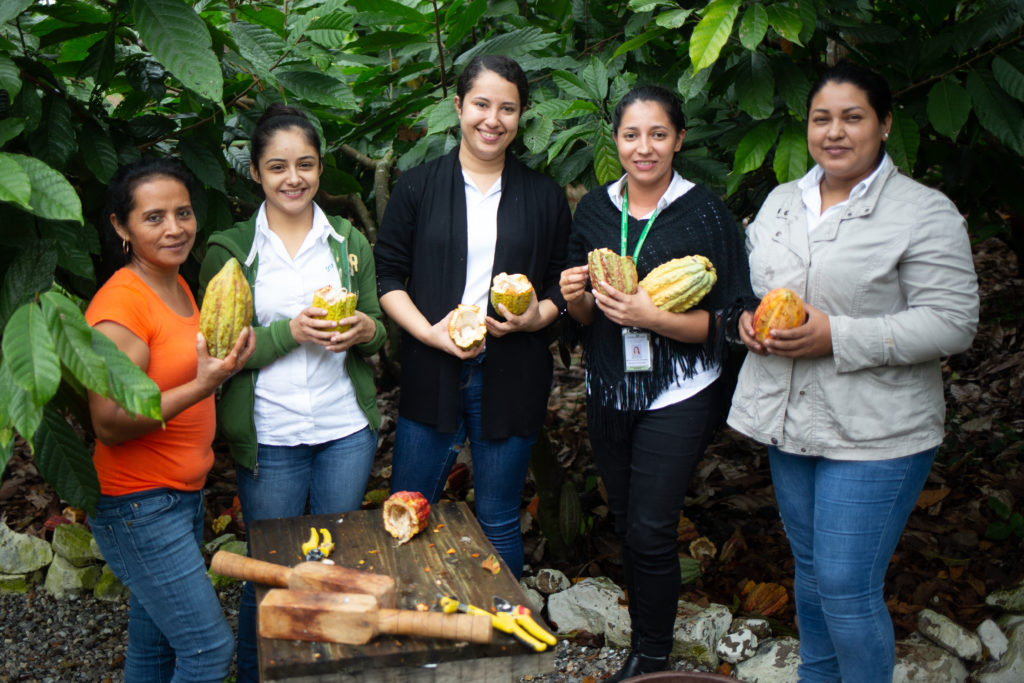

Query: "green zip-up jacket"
(198, 212), (385, 471)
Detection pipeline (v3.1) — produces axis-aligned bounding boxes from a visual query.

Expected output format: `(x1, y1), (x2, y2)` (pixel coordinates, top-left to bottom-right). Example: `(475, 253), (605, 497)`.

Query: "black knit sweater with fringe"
(566, 182), (756, 440)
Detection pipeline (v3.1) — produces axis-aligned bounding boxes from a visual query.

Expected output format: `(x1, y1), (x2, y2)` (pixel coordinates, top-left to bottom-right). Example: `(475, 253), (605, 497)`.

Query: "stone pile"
(524, 567), (1024, 682)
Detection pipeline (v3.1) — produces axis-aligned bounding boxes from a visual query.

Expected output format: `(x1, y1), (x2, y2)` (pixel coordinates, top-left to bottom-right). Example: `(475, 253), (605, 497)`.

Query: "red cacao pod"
(383, 491), (430, 545)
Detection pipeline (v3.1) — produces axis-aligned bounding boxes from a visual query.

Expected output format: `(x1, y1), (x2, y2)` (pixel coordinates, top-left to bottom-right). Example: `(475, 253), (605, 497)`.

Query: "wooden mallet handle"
(376, 608), (493, 643)
(210, 551), (291, 587)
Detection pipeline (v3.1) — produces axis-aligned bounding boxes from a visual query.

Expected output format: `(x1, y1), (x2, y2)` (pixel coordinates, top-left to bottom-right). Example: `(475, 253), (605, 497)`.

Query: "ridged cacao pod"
(200, 258), (252, 359)
(448, 304), (486, 350)
(490, 272), (533, 317)
(752, 288), (807, 342)
(383, 490), (430, 545)
(588, 247), (638, 294)
(639, 255), (717, 312)
(740, 580), (789, 617)
(312, 285), (358, 333)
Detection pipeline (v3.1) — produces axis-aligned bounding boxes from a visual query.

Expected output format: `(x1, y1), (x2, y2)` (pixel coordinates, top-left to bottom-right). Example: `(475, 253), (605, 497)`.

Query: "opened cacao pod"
(200, 258), (252, 359)
(312, 285), (358, 333)
(448, 304), (486, 350)
(588, 247), (638, 294)
(752, 288), (807, 342)
(639, 255), (717, 312)
(490, 273), (533, 317)
(383, 490), (430, 545)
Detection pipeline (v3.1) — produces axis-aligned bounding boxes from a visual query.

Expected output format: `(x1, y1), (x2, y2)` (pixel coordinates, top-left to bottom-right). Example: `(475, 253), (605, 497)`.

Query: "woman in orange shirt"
(86, 158), (254, 682)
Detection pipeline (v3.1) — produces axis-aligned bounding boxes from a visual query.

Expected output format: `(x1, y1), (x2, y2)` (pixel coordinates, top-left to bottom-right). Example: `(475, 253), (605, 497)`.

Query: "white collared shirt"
(460, 171), (502, 310)
(799, 155), (890, 233)
(251, 202), (367, 446)
(605, 172), (720, 410)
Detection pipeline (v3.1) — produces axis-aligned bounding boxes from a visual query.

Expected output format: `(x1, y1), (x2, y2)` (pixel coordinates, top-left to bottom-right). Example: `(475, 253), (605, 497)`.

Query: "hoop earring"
(122, 239), (131, 255)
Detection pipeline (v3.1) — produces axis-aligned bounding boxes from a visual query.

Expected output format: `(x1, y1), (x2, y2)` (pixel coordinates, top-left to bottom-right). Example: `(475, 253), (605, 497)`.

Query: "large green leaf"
(552, 70), (595, 100)
(738, 4), (768, 51)
(276, 69), (357, 110)
(178, 138), (226, 194)
(0, 151), (31, 211)
(89, 327), (162, 421)
(0, 363), (42, 450)
(0, 119), (25, 147)
(773, 118), (808, 183)
(0, 53), (21, 98)
(131, 0), (223, 103)
(547, 122), (594, 164)
(582, 58), (609, 102)
(992, 52), (1024, 103)
(454, 27), (560, 63)
(613, 28), (666, 59)
(733, 119), (781, 174)
(736, 53), (774, 120)
(31, 405), (100, 513)
(79, 122), (119, 185)
(655, 8), (694, 29)
(887, 109), (920, 174)
(445, 0), (488, 47)
(31, 97), (75, 170)
(0, 0), (32, 24)
(765, 4), (803, 45)
(2, 302), (60, 407)
(690, 0), (741, 72)
(966, 68), (1024, 156)
(301, 11), (356, 49)
(927, 78), (971, 140)
(230, 21), (288, 76)
(593, 122), (620, 185)
(40, 291), (107, 395)
(0, 244), (57, 330)
(524, 115), (555, 155)
(77, 21), (116, 84)
(426, 97), (459, 135)
(8, 155), (83, 223)
(36, 221), (96, 282)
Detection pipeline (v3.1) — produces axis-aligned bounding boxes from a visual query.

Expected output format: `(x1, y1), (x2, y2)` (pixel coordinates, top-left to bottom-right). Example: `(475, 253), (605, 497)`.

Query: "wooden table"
(248, 501), (556, 682)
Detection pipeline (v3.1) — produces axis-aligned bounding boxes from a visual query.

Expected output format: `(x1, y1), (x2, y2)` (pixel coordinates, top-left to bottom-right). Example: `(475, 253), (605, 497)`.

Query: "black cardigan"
(374, 148), (572, 438)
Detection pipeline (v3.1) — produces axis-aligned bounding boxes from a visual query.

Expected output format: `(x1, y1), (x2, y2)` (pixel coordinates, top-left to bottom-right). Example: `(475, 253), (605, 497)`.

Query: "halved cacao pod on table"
(587, 247), (638, 294)
(752, 288), (807, 342)
(639, 255), (717, 312)
(383, 491), (430, 545)
(447, 304), (486, 350)
(490, 273), (534, 317)
(312, 285), (358, 333)
(200, 257), (253, 359)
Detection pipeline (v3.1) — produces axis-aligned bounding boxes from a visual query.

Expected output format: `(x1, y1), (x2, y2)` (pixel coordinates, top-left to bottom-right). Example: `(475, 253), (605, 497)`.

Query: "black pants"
(590, 377), (725, 657)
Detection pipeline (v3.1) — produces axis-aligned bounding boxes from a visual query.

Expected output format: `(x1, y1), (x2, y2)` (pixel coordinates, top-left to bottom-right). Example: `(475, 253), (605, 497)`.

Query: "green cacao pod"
(638, 255), (717, 313)
(587, 247), (638, 294)
(490, 273), (533, 317)
(199, 258), (252, 359)
(448, 304), (486, 350)
(312, 285), (358, 333)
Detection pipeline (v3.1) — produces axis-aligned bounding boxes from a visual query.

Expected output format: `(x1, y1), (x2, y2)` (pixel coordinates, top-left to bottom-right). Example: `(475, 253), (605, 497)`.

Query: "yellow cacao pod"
(199, 258), (252, 359)
(312, 285), (358, 333)
(490, 273), (534, 317)
(588, 247), (638, 294)
(448, 304), (486, 350)
(638, 255), (717, 313)
(752, 288), (807, 342)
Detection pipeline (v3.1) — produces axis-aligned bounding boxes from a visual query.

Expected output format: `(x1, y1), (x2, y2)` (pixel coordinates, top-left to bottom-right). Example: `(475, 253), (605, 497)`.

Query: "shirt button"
(801, 448), (807, 453)
(771, 437), (779, 445)
(798, 390), (805, 396)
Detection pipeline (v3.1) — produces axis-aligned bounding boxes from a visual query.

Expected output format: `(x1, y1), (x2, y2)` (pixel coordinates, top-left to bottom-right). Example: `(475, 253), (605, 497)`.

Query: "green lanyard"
(620, 186), (659, 261)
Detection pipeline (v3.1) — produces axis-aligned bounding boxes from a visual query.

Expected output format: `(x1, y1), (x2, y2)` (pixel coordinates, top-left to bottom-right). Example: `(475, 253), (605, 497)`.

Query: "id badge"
(623, 328), (652, 372)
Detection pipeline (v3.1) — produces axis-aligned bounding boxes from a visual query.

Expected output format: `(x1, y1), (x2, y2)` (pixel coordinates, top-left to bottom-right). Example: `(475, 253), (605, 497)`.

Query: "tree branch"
(431, 0), (448, 99)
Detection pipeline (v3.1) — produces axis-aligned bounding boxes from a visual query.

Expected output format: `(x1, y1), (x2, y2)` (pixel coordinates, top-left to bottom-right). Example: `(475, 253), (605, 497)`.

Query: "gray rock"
(731, 616), (771, 640)
(535, 567), (571, 595)
(0, 521), (53, 574)
(975, 622), (1024, 683)
(517, 581), (545, 615)
(0, 570), (43, 593)
(44, 554), (102, 598)
(978, 618), (1009, 661)
(93, 565), (126, 602)
(546, 576), (623, 635)
(893, 632), (968, 682)
(203, 532), (238, 555)
(917, 608), (983, 661)
(717, 627), (758, 663)
(51, 523), (103, 567)
(670, 600), (732, 668)
(734, 637), (801, 682)
(986, 580), (1024, 614)
(602, 602), (632, 649)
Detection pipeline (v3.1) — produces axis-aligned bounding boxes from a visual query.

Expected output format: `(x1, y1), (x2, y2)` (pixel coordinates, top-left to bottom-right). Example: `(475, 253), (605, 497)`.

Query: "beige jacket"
(727, 159), (979, 460)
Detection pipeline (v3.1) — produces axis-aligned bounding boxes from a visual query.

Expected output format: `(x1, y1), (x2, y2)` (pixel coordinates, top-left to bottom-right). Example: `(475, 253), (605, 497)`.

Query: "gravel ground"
(0, 586), (638, 682)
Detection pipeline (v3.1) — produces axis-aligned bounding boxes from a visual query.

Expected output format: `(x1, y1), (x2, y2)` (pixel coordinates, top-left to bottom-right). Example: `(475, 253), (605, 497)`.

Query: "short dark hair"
(456, 55), (529, 112)
(807, 61), (892, 122)
(250, 102), (321, 171)
(612, 85), (686, 136)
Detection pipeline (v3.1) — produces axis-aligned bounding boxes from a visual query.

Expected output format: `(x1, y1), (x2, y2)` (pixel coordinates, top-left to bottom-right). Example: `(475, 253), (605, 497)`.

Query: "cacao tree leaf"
(130, 0), (223, 103)
(734, 119), (781, 174)
(178, 138), (226, 194)
(234, 4), (286, 33)
(40, 291), (107, 395)
(593, 122), (620, 185)
(550, 145), (593, 187)
(547, 122), (593, 164)
(125, 58), (167, 100)
(992, 52), (1024, 103)
(927, 78), (971, 140)
(0, 0), (31, 25)
(655, 8), (694, 29)
(30, 97), (75, 170)
(582, 57), (609, 102)
(0, 244), (57, 330)
(0, 119), (25, 147)
(275, 68), (357, 110)
(736, 52), (774, 120)
(552, 70), (594, 100)
(677, 66), (711, 101)
(78, 122), (119, 185)
(349, 30), (423, 52)
(89, 327), (162, 421)
(0, 433), (11, 467)
(36, 221), (97, 282)
(426, 96), (459, 136)
(11, 84), (41, 133)
(302, 11), (356, 49)
(966, 68), (1024, 156)
(454, 27), (560, 64)
(1, 302), (60, 407)
(0, 151), (31, 211)
(125, 113), (176, 141)
(773, 55), (811, 117)
(737, 4), (768, 51)
(613, 28), (666, 59)
(887, 109), (920, 174)
(772, 118), (808, 183)
(224, 144), (250, 177)
(629, 0), (674, 10)
(8, 155), (83, 223)
(349, 0), (428, 23)
(31, 405), (100, 513)
(0, 53), (21, 98)
(445, 0), (488, 47)
(765, 4), (803, 45)
(690, 0), (741, 72)
(230, 21), (288, 76)
(0, 363), (42, 450)
(77, 22), (116, 84)
(524, 115), (555, 155)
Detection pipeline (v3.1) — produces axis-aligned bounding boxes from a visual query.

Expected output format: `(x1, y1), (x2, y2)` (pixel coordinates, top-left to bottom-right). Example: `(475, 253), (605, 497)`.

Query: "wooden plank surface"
(249, 501), (555, 682)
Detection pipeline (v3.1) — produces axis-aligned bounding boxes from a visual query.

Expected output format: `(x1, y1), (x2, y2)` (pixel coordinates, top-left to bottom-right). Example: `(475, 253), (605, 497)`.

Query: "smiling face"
(111, 176), (196, 273)
(454, 68), (522, 167)
(250, 126), (322, 223)
(807, 80), (891, 190)
(614, 99), (685, 196)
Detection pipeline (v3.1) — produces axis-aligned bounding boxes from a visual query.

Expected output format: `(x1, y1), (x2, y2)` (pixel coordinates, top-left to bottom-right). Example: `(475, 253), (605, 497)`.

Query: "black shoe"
(605, 651), (670, 682)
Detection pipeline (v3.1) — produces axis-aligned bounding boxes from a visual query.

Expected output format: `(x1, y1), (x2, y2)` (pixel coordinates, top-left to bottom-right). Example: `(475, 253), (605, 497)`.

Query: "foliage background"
(0, 0), (1022, 512)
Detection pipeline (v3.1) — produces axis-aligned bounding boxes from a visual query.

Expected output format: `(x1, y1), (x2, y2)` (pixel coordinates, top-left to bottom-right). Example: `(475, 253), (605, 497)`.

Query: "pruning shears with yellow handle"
(438, 596), (548, 651)
(301, 527), (334, 561)
(492, 595), (557, 647)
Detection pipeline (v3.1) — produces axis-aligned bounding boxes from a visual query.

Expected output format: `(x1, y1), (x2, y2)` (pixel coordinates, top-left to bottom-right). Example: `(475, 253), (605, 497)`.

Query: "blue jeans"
(391, 356), (535, 579)
(769, 447), (935, 683)
(89, 488), (233, 683)
(234, 426), (377, 683)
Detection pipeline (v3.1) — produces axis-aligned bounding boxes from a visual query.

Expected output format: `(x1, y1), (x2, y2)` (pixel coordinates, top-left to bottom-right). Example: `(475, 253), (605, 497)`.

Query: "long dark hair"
(249, 102), (322, 174)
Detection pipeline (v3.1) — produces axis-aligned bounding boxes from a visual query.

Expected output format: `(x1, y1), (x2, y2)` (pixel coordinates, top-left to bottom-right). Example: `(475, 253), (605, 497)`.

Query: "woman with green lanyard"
(559, 85), (754, 680)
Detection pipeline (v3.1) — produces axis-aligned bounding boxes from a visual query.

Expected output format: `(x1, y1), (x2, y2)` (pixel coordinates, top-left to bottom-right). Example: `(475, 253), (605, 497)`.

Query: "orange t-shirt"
(85, 268), (216, 495)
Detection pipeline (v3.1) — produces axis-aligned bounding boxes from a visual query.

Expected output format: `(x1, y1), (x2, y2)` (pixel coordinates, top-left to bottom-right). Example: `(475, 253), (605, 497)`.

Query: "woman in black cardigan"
(559, 86), (753, 680)
(374, 55), (570, 578)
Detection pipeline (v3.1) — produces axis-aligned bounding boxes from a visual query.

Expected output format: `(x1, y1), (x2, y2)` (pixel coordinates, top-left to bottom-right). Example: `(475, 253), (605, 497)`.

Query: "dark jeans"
(590, 377), (724, 658)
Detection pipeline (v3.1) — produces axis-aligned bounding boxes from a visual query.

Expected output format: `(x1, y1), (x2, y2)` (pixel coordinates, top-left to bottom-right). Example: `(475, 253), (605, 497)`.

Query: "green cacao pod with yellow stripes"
(638, 255), (717, 313)
(199, 257), (253, 358)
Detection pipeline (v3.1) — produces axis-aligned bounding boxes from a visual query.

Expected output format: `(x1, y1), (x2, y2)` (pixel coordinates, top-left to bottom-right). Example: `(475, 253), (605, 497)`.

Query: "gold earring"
(122, 239), (130, 255)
